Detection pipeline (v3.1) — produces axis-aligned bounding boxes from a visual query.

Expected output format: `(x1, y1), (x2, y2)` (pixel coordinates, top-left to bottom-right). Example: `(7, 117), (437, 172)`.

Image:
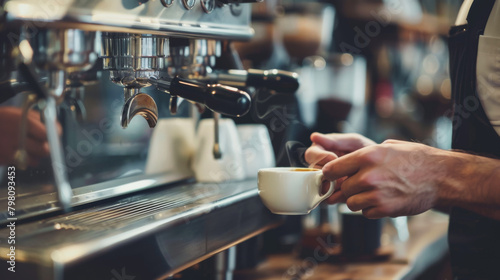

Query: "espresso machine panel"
(2, 0), (254, 40)
(0, 0), (295, 278)
(0, 0), (262, 221)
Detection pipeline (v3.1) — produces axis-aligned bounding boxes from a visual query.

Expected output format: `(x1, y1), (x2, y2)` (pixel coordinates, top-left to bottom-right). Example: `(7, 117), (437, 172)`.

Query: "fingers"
(321, 180), (332, 194)
(325, 190), (347, 204)
(27, 109), (41, 121)
(322, 151), (362, 181)
(0, 108), (51, 168)
(345, 191), (379, 212)
(310, 132), (375, 153)
(342, 186), (390, 219)
(25, 138), (50, 158)
(304, 143), (338, 169)
(382, 139), (405, 145)
(338, 170), (380, 197)
(322, 177), (348, 204)
(56, 121), (62, 135)
(0, 141), (47, 167)
(334, 168), (398, 219)
(26, 155), (44, 167)
(362, 207), (387, 219)
(27, 117), (48, 141)
(27, 110), (63, 140)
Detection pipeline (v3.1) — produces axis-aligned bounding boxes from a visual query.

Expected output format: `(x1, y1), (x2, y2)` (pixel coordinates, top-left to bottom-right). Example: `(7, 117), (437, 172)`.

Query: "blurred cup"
(237, 124), (275, 179)
(145, 118), (195, 177)
(192, 118), (246, 182)
(339, 204), (382, 255)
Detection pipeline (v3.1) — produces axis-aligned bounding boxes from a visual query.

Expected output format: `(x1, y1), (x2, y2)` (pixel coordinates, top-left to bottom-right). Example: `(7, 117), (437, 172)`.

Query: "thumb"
(305, 144), (338, 169)
(311, 132), (369, 153)
(310, 132), (347, 151)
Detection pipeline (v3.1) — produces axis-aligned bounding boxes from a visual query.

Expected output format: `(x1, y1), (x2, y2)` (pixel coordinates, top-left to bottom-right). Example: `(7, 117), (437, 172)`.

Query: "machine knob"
(217, 0), (262, 3)
(201, 0), (215, 13)
(160, 0), (173, 7)
(169, 77), (251, 117)
(182, 0), (196, 9)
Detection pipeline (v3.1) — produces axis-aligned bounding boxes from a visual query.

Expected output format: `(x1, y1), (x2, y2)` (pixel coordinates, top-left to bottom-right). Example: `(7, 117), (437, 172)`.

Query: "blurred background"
(228, 0), (459, 279)
(0, 0), (463, 279)
(235, 0), (457, 164)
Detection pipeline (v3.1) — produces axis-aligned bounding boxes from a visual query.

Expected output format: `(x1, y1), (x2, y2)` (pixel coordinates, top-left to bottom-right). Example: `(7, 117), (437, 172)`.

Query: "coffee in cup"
(258, 167), (335, 215)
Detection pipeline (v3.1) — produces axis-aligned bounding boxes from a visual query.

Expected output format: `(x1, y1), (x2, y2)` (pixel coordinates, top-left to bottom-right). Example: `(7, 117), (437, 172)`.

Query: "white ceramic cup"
(237, 124), (276, 179)
(192, 118), (246, 182)
(145, 118), (195, 177)
(258, 167), (335, 215)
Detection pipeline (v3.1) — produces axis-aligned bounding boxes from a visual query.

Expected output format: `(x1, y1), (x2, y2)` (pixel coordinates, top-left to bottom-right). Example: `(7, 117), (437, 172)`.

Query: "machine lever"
(150, 76), (251, 117)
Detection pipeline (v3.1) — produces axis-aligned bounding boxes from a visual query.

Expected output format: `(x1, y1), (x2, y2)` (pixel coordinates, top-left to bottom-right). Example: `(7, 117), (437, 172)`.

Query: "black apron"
(448, 0), (500, 279)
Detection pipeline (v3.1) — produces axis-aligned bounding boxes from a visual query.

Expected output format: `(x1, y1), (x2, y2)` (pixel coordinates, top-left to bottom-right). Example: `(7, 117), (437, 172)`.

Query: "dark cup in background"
(339, 204), (382, 256)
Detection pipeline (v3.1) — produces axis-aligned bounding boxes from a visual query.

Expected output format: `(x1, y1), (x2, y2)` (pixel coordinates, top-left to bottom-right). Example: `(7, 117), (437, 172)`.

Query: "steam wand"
(213, 112), (222, 159)
(148, 76), (252, 117)
(16, 43), (73, 212)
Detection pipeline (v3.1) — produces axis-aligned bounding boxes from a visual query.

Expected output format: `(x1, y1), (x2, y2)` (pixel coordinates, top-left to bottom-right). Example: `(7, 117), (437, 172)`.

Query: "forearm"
(438, 150), (500, 220)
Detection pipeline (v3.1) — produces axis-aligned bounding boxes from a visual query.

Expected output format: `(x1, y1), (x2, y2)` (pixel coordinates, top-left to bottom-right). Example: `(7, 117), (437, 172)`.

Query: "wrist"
(432, 149), (466, 207)
(436, 150), (493, 208)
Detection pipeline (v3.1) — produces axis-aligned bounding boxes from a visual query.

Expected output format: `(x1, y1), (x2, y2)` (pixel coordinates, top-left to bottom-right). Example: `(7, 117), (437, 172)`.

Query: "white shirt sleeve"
(477, 0), (500, 137)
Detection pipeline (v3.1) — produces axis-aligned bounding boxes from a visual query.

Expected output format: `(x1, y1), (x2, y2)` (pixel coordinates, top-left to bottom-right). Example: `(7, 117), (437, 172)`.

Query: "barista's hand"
(305, 132), (376, 169)
(0, 107), (59, 166)
(305, 133), (376, 204)
(322, 140), (444, 219)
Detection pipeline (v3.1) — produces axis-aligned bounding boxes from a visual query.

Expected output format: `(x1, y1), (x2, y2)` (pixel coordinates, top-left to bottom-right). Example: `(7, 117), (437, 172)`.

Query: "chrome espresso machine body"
(0, 1), (297, 279)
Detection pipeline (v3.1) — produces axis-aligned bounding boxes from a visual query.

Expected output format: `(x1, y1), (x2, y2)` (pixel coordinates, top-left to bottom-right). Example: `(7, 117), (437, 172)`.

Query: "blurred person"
(305, 0), (500, 279)
(0, 107), (51, 167)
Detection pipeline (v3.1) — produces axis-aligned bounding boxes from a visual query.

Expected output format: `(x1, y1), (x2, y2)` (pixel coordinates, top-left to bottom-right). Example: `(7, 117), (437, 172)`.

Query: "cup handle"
(311, 173), (336, 208)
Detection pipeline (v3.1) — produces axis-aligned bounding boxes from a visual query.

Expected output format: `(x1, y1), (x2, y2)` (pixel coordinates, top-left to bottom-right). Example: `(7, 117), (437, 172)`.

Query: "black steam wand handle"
(210, 69), (300, 93)
(151, 77), (252, 117)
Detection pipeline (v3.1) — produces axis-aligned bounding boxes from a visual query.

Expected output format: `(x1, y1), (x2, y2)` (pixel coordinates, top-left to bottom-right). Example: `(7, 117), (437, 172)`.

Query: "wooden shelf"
(234, 211), (449, 280)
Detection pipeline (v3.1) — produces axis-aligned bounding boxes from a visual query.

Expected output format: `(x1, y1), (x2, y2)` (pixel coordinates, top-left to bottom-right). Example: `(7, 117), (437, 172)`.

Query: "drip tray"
(0, 179), (283, 280)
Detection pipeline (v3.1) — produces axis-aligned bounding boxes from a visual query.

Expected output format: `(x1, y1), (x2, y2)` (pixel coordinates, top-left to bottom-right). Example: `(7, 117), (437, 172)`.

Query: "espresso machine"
(0, 1), (299, 279)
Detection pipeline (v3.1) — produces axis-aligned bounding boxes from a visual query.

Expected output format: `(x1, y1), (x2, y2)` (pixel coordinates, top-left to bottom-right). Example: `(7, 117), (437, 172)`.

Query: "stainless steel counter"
(0, 179), (283, 280)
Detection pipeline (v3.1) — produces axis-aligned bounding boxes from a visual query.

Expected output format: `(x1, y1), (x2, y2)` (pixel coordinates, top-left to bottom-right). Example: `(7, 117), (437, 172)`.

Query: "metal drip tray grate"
(11, 180), (257, 248)
(0, 180), (284, 280)
(45, 191), (196, 231)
